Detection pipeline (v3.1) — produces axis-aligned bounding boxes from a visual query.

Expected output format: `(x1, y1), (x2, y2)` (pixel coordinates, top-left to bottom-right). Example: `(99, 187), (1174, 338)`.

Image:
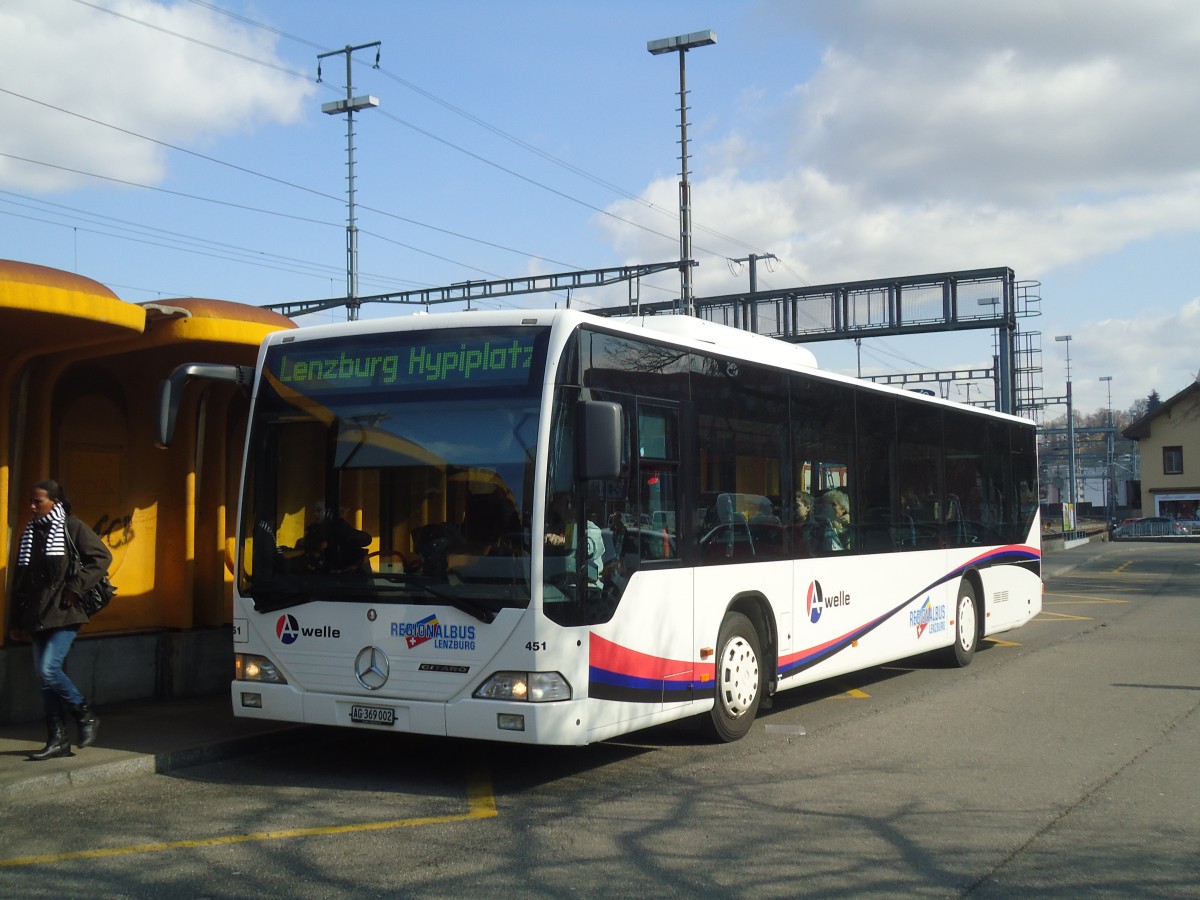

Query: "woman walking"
(10, 479), (111, 760)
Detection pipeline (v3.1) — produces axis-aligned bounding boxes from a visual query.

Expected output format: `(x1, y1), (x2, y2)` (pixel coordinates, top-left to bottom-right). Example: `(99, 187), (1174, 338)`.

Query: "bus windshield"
(239, 327), (548, 616)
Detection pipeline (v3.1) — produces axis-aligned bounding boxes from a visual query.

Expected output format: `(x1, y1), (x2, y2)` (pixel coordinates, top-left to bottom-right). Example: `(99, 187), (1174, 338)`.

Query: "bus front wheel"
(944, 579), (980, 668)
(706, 612), (764, 742)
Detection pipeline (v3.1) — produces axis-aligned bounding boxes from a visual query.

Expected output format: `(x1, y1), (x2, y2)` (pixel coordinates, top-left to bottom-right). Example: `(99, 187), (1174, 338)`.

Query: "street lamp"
(319, 41), (381, 321)
(1055, 335), (1076, 524)
(977, 297), (1001, 406)
(1100, 375), (1114, 524)
(648, 29), (717, 316)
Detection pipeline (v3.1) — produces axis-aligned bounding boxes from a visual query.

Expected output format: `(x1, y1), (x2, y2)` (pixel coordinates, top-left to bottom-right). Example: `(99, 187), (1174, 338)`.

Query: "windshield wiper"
(251, 575), (500, 623)
(381, 574), (497, 623)
(250, 580), (381, 613)
(251, 590), (315, 614)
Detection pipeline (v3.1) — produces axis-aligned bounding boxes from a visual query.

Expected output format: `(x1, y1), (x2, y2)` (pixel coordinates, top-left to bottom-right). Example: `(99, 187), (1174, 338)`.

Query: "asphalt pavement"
(0, 538), (1103, 800)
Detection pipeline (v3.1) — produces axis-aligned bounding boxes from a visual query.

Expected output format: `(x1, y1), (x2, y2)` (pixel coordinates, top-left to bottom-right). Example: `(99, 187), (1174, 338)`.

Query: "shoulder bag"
(64, 526), (117, 617)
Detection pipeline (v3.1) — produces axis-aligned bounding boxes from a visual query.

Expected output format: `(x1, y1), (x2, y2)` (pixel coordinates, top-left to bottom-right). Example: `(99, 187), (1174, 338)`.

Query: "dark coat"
(12, 516), (112, 632)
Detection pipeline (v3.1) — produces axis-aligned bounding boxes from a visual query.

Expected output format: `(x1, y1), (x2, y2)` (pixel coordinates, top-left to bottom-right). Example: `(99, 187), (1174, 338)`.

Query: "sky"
(2, 0), (1199, 419)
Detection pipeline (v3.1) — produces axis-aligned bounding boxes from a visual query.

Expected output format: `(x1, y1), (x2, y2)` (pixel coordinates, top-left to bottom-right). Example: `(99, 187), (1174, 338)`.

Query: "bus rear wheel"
(705, 612), (764, 742)
(944, 579), (980, 668)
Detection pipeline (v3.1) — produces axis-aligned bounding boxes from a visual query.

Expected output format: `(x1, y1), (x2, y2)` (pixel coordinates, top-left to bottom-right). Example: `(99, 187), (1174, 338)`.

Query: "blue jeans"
(31, 626), (84, 716)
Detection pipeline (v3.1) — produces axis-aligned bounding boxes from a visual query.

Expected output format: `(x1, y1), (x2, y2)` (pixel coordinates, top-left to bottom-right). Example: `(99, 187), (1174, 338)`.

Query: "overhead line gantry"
(263, 261), (681, 319)
(264, 264), (1041, 415)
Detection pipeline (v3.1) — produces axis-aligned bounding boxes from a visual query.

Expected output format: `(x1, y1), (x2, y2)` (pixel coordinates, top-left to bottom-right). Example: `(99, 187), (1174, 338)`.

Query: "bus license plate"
(350, 704), (395, 726)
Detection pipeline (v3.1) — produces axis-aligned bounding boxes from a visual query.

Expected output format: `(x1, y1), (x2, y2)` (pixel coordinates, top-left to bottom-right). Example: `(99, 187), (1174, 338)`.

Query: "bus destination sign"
(272, 334), (539, 392)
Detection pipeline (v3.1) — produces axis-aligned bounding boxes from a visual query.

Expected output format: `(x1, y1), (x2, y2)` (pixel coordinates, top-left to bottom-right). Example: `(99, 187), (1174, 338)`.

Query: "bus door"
(584, 399), (694, 727)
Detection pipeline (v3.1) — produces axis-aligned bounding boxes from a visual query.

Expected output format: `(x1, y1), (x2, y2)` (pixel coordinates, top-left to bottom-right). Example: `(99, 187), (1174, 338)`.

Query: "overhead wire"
(182, 0), (779, 264)
(68, 0), (308, 79)
(0, 87), (339, 203)
(0, 88), (575, 271)
(367, 66), (772, 258)
(860, 339), (934, 371)
(47, 0), (787, 303)
(0, 189), (424, 292)
(42, 4), (591, 289)
(0, 113), (579, 300)
(0, 151), (334, 227)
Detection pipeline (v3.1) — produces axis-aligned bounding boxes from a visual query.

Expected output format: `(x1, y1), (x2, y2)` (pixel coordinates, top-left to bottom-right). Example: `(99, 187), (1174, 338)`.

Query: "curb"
(0, 725), (317, 801)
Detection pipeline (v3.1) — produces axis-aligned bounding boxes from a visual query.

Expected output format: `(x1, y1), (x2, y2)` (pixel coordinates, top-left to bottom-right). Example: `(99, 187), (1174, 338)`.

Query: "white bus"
(170, 308), (1040, 745)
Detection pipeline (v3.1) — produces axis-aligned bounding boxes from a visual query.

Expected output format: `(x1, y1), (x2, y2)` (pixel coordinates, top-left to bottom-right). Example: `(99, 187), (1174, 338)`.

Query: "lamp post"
(319, 41), (381, 321)
(977, 297), (1001, 407)
(648, 30), (716, 317)
(1100, 375), (1114, 524)
(1055, 335), (1076, 524)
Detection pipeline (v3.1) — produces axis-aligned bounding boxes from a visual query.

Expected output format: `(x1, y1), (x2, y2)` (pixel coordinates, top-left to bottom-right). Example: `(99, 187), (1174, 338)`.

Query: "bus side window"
(640, 466), (678, 559)
(637, 404), (680, 561)
(790, 375), (855, 559)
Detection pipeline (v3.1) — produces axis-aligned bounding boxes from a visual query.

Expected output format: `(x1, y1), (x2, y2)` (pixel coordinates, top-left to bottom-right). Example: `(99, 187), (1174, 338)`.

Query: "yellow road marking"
(0, 768), (497, 869)
(466, 766), (498, 817)
(1036, 610), (1092, 622)
(1044, 593), (1129, 604)
(984, 638), (1021, 647)
(831, 683), (870, 699)
(1112, 561), (1133, 573)
(1060, 571), (1161, 585)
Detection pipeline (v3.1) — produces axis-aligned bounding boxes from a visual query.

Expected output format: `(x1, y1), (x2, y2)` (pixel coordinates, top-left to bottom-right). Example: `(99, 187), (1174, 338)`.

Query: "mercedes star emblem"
(354, 645), (389, 690)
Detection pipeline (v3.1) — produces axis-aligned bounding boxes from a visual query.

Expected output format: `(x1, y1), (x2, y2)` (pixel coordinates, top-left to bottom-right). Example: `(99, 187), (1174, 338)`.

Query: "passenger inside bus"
(813, 489), (852, 553)
(789, 490), (817, 557)
(544, 492), (605, 590)
(793, 490), (813, 526)
(544, 492), (571, 552)
(460, 488), (520, 555)
(603, 511), (630, 589)
(295, 506), (372, 574)
(749, 496), (780, 524)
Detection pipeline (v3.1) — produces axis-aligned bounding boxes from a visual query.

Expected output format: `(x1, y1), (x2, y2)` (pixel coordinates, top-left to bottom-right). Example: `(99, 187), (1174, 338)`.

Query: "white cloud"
(1072, 297), (1200, 412)
(603, 0), (1200, 289)
(0, 0), (314, 191)
(595, 2), (1200, 417)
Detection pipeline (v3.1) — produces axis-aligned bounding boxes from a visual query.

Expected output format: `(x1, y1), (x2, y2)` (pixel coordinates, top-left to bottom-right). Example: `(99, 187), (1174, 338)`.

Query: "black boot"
(28, 715), (72, 761)
(70, 699), (100, 748)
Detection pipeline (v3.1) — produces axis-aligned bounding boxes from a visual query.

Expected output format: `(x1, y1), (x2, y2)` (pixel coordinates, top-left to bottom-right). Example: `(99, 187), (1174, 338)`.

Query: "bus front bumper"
(231, 682), (591, 745)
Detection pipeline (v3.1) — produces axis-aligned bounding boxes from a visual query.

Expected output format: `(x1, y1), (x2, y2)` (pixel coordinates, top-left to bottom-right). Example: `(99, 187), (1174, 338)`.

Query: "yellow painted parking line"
(1050, 574), (1161, 585)
(984, 638), (1021, 647)
(0, 768), (497, 870)
(1036, 610), (1092, 622)
(831, 684), (870, 699)
(1044, 593), (1129, 604)
(1058, 575), (1166, 584)
(466, 766), (498, 817)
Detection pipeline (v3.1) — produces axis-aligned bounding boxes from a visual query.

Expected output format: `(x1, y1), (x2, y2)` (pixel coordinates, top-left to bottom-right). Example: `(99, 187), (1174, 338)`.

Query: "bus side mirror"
(158, 363), (253, 448)
(576, 400), (621, 481)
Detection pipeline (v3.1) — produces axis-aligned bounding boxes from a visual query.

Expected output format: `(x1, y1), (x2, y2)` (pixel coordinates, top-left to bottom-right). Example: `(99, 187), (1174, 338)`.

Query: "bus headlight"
(235, 653), (288, 684)
(474, 671), (571, 702)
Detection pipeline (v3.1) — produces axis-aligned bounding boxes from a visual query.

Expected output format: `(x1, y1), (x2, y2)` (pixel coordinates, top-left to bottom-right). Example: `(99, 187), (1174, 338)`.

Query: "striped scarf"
(17, 502), (67, 567)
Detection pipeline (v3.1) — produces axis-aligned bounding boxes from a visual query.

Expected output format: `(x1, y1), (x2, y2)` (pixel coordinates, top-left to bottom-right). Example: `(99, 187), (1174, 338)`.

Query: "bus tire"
(706, 612), (764, 742)
(944, 579), (980, 668)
